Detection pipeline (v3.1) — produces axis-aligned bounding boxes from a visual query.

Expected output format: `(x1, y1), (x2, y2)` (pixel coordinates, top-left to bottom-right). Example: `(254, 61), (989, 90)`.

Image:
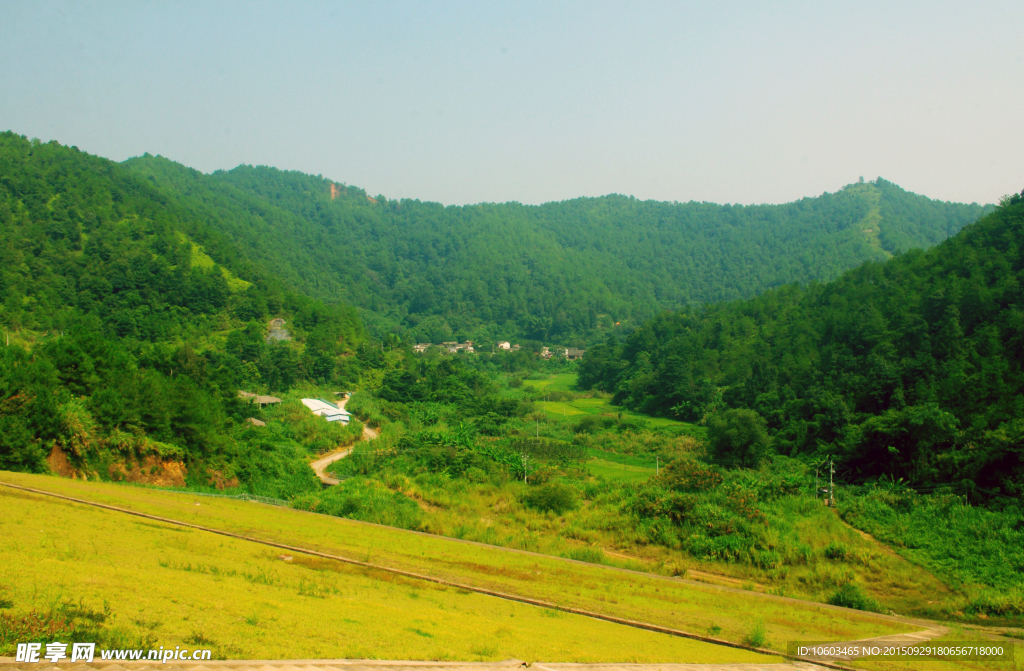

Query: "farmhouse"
(565, 347), (586, 360)
(497, 341), (511, 350)
(238, 391), (282, 407)
(301, 398), (351, 424)
(413, 343), (431, 353)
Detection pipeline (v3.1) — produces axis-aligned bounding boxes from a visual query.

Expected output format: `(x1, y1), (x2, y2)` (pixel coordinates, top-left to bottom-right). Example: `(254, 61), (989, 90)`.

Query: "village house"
(565, 347), (586, 360)
(238, 391), (282, 407)
(540, 346), (552, 359)
(301, 398), (351, 424)
(413, 343), (431, 353)
(497, 341), (511, 350)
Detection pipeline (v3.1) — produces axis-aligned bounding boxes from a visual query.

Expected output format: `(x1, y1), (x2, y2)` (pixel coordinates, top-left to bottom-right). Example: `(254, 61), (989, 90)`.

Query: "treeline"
(0, 133), (366, 482)
(122, 155), (991, 342)
(578, 192), (1024, 500)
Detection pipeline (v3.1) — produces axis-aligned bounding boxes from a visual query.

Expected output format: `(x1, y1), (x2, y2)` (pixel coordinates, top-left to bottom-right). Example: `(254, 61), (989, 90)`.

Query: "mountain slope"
(0, 132), (365, 483)
(123, 156), (991, 342)
(579, 190), (1024, 498)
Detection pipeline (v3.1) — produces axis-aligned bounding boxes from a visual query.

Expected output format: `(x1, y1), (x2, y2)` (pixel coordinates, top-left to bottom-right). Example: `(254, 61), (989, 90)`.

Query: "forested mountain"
(122, 155), (991, 343)
(0, 132), (365, 481)
(578, 191), (1024, 499)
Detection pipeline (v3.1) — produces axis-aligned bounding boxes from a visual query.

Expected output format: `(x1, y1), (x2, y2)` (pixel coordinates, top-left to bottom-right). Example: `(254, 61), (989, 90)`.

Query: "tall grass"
(839, 488), (1024, 598)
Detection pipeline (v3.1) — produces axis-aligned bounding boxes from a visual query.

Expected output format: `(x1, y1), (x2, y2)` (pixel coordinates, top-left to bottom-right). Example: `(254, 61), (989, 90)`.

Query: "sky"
(1, 1), (1022, 207)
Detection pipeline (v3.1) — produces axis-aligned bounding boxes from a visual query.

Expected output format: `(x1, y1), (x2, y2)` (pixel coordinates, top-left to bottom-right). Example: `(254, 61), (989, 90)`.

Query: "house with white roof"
(301, 398), (351, 424)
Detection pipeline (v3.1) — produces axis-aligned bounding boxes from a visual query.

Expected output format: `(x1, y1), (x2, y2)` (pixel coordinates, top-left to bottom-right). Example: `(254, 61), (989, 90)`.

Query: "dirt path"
(310, 395), (378, 486)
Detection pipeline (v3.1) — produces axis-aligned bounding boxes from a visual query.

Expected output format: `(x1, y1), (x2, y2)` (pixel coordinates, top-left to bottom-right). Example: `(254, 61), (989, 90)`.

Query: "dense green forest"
(122, 155), (991, 343)
(578, 192), (1024, 500)
(0, 132), (365, 484)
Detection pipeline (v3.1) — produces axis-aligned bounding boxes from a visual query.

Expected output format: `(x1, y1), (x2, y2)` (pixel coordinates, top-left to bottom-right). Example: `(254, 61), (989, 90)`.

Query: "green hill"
(578, 189), (1024, 499)
(122, 155), (991, 342)
(0, 132), (366, 483)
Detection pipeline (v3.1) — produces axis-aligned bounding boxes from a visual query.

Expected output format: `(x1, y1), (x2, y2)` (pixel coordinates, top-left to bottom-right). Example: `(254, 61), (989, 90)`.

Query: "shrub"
(743, 618), (768, 647)
(560, 547), (605, 564)
(827, 582), (881, 612)
(523, 482), (579, 514)
(824, 541), (849, 560)
(627, 485), (695, 523)
(657, 459), (723, 492)
(290, 478), (422, 529)
(965, 588), (1024, 616)
(752, 549), (782, 570)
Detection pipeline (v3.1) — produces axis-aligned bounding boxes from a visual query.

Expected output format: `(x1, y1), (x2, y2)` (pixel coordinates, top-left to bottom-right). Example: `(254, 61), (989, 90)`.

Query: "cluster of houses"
(410, 342), (585, 359)
(413, 340), (475, 353)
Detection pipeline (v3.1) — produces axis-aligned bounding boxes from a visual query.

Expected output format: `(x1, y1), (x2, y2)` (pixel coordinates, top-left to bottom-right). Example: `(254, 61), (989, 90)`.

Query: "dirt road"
(310, 395), (377, 486)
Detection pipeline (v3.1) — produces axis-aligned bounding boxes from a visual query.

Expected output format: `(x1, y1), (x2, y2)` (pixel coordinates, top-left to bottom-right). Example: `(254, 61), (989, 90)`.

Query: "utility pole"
(829, 457), (835, 507)
(656, 456), (659, 475)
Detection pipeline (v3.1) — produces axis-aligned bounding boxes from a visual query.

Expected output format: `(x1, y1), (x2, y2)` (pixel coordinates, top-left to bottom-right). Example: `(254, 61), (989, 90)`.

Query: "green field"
(586, 458), (653, 482)
(524, 374), (694, 430)
(585, 449), (657, 482)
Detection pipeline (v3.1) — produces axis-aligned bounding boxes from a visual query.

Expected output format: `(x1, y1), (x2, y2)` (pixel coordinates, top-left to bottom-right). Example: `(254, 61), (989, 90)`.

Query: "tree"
(706, 409), (769, 469)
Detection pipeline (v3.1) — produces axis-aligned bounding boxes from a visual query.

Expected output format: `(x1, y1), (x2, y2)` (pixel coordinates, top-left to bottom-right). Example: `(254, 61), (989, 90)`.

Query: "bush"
(523, 482), (579, 514)
(743, 618), (767, 647)
(560, 547), (605, 564)
(752, 549), (782, 570)
(827, 582), (881, 612)
(290, 478), (422, 529)
(823, 541), (849, 560)
(965, 588), (1024, 616)
(657, 459), (723, 492)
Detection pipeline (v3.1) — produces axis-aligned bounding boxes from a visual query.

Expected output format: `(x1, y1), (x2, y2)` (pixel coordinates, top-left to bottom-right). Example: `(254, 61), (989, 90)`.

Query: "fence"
(153, 488), (290, 507)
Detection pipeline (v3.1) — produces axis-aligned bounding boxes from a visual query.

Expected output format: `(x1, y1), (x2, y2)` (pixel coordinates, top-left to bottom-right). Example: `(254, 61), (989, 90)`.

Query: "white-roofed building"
(301, 398), (351, 424)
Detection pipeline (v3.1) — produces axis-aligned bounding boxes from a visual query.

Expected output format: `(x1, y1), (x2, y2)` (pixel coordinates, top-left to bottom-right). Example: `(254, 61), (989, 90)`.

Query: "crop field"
(524, 374), (686, 429)
(2, 473), (1021, 670)
(585, 449), (656, 482)
(586, 458), (653, 482)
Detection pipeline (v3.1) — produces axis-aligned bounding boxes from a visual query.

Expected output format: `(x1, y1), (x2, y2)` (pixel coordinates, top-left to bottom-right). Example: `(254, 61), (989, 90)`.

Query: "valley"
(0, 132), (1022, 668)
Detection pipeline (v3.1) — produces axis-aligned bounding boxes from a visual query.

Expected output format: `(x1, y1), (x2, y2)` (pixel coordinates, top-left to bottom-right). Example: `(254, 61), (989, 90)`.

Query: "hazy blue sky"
(2, 1), (1021, 206)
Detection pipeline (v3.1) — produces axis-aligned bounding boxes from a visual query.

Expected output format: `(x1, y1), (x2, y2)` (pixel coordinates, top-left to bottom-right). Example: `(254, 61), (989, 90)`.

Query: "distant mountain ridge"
(123, 156), (992, 344)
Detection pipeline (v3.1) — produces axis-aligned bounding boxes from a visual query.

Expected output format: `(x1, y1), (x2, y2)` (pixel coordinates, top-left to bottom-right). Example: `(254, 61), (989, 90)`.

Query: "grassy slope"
(0, 472), (914, 652)
(439, 374), (971, 618)
(0, 486), (764, 663)
(4, 473), (1021, 670)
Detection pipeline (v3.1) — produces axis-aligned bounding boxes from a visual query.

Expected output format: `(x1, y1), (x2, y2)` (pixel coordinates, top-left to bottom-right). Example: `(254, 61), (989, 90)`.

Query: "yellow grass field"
(0, 484), (767, 663)
(3, 471), (1020, 670)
